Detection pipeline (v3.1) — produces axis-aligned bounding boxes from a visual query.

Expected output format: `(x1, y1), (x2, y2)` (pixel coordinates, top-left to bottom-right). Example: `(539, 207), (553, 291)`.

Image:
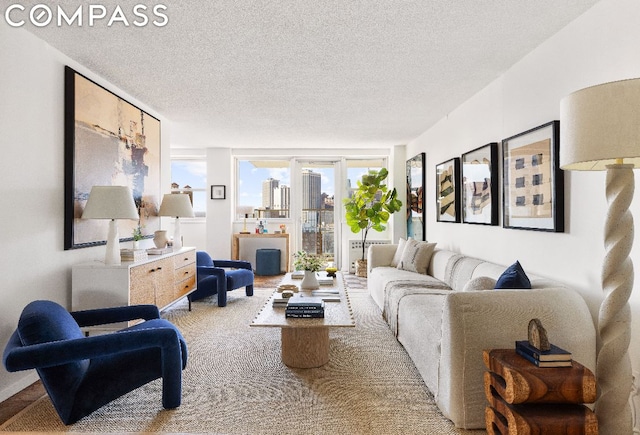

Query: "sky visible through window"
(171, 160), (206, 216)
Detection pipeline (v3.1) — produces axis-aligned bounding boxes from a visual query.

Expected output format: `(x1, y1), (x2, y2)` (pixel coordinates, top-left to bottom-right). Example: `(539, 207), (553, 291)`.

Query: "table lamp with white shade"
(81, 185), (139, 265)
(158, 193), (194, 250)
(560, 78), (640, 435)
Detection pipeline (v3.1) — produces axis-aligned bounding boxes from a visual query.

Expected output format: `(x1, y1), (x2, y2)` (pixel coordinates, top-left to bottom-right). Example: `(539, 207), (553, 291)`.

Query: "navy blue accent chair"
(3, 300), (188, 425)
(188, 251), (254, 308)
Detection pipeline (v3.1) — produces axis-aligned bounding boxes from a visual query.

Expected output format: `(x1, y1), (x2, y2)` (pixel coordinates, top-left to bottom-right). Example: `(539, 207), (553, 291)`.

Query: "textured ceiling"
(19, 0), (600, 149)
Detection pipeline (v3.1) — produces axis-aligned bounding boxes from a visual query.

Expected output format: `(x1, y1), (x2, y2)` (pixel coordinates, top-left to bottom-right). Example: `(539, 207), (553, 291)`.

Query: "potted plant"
(343, 168), (402, 277)
(293, 250), (326, 289)
(132, 223), (144, 249)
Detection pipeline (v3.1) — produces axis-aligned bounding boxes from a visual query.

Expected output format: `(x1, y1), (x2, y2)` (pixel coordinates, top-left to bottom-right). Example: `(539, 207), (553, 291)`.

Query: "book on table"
(515, 341), (572, 361)
(516, 350), (573, 367)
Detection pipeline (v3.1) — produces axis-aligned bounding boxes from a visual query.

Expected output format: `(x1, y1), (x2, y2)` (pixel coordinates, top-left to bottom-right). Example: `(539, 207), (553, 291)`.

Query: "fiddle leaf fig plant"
(343, 168), (403, 261)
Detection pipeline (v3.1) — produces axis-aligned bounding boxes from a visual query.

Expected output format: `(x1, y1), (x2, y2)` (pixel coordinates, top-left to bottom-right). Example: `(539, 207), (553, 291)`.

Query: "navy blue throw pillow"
(494, 261), (532, 289)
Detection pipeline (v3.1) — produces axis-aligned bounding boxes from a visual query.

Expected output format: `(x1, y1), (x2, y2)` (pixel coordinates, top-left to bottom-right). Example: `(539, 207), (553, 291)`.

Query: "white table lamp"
(158, 193), (194, 250)
(81, 186), (139, 265)
(560, 78), (640, 435)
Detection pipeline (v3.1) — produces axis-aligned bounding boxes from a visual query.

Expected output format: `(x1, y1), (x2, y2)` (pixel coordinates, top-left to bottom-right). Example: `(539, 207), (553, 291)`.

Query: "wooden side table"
(232, 233), (290, 272)
(483, 348), (598, 435)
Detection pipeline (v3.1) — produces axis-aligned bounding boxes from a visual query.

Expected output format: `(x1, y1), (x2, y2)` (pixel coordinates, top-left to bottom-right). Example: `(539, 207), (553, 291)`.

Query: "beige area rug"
(1, 275), (485, 434)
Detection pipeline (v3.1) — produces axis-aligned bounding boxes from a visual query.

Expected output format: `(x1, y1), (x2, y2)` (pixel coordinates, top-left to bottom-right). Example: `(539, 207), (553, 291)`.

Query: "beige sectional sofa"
(367, 243), (596, 429)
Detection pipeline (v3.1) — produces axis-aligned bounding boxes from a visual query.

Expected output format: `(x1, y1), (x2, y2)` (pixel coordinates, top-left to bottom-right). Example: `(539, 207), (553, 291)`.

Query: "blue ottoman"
(256, 249), (281, 276)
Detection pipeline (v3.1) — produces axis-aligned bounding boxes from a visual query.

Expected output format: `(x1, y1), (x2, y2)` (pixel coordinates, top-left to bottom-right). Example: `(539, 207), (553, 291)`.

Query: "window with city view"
(170, 159), (207, 217)
(236, 159), (292, 220)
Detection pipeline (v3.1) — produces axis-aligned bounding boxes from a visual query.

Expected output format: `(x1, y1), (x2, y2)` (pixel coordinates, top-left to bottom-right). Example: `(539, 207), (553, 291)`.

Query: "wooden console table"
(232, 233), (290, 272)
(483, 348), (597, 434)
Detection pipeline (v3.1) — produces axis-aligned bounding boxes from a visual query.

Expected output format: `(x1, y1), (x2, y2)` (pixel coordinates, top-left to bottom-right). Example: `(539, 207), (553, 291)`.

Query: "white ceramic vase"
(301, 270), (320, 289)
(153, 230), (168, 248)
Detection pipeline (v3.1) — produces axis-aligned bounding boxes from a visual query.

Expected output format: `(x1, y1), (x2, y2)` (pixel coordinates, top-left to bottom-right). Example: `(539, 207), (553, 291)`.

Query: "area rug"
(1, 278), (485, 434)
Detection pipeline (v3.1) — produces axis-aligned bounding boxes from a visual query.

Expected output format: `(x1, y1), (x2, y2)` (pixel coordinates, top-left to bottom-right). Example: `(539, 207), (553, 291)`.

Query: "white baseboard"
(0, 372), (40, 403)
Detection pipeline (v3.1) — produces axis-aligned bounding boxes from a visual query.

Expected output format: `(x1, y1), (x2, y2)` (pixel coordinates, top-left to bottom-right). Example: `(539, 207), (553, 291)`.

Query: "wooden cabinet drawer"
(175, 275), (196, 299)
(174, 263), (195, 282)
(174, 250), (195, 268)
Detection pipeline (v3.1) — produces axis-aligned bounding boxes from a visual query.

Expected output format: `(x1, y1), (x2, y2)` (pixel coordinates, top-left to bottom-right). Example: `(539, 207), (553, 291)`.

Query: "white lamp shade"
(560, 78), (640, 170)
(158, 194), (195, 218)
(81, 186), (139, 220)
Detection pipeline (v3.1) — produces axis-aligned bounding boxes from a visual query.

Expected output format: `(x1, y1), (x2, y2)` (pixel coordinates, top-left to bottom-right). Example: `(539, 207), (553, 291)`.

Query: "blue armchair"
(3, 300), (188, 425)
(188, 251), (254, 308)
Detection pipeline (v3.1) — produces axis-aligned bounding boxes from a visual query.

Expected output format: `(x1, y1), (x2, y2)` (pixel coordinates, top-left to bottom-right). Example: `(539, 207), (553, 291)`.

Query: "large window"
(170, 159), (207, 217)
(236, 159), (291, 220)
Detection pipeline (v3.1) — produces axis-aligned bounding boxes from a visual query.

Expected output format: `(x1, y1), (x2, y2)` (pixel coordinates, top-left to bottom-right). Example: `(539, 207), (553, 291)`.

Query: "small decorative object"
(211, 185), (226, 199)
(132, 223), (144, 249)
(293, 251), (325, 290)
(153, 230), (169, 249)
(527, 318), (550, 351)
(436, 158), (461, 223)
(502, 121), (563, 232)
(325, 262), (337, 278)
(279, 224), (287, 233)
(240, 213), (251, 234)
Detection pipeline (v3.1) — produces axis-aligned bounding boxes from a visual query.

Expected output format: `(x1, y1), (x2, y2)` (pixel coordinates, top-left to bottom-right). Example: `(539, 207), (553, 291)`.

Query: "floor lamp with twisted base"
(561, 78), (640, 435)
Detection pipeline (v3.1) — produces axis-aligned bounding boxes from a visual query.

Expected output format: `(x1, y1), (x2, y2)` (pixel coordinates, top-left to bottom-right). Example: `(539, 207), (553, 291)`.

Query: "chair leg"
(246, 285), (254, 297)
(217, 290), (227, 307)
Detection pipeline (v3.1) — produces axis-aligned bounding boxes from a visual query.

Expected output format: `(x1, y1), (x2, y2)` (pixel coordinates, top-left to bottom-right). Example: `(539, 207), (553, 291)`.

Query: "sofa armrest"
(437, 288), (596, 429)
(367, 244), (397, 271)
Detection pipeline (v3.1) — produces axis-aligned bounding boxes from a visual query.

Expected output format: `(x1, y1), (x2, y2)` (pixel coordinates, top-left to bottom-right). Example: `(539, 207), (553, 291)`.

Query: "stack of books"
(285, 296), (325, 318)
(515, 340), (572, 367)
(120, 249), (148, 263)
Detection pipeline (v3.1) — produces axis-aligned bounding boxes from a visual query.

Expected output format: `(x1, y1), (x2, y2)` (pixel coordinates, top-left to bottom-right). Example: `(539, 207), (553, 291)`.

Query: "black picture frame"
(211, 185), (226, 199)
(461, 143), (498, 225)
(64, 66), (161, 250)
(436, 157), (461, 223)
(406, 153), (426, 240)
(502, 121), (564, 232)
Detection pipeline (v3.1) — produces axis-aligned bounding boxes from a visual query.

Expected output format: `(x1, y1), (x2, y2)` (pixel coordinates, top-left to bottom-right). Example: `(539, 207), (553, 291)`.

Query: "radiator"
(349, 239), (390, 273)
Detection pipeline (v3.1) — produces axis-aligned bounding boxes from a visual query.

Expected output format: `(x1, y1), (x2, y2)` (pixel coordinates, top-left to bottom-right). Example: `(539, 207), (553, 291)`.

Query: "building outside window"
(170, 159), (207, 217)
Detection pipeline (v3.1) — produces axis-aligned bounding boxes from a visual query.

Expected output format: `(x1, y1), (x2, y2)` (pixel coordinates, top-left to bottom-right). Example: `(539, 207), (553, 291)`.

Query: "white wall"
(0, 22), (171, 400)
(408, 0), (640, 377)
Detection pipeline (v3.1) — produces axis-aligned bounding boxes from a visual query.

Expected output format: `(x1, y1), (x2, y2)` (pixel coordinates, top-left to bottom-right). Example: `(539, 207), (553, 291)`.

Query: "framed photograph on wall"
(406, 153), (425, 240)
(211, 185), (226, 199)
(64, 66), (161, 250)
(436, 157), (461, 223)
(502, 121), (564, 232)
(461, 143), (498, 225)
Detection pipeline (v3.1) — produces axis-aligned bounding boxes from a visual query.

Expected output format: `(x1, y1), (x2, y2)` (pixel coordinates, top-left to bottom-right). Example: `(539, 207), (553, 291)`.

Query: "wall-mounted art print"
(64, 66), (161, 249)
(461, 143), (498, 225)
(502, 121), (564, 232)
(211, 185), (226, 199)
(406, 153), (426, 240)
(436, 157), (461, 223)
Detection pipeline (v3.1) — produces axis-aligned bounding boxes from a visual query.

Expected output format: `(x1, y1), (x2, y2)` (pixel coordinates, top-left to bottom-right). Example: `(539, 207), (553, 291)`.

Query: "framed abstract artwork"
(502, 121), (564, 232)
(436, 157), (460, 223)
(461, 143), (498, 225)
(406, 153), (425, 240)
(64, 66), (162, 249)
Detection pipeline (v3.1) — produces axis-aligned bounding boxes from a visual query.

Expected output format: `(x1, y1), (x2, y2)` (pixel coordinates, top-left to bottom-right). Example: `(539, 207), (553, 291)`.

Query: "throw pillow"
(494, 261), (532, 289)
(390, 237), (408, 267)
(397, 240), (437, 274)
(463, 276), (497, 292)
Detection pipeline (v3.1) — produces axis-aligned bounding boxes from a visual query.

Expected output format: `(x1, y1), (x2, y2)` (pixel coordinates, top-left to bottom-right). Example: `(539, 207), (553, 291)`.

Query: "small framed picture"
(436, 157), (461, 223)
(461, 143), (498, 225)
(502, 121), (564, 232)
(211, 185), (226, 200)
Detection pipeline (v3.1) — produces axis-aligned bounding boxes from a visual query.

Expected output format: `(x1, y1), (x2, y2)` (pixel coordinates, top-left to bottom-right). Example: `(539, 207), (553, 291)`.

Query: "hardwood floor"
(0, 380), (46, 425)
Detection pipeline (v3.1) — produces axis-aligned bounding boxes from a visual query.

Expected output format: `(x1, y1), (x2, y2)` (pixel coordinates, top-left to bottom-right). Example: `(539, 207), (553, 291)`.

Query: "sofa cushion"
(495, 261), (531, 289)
(463, 276), (497, 291)
(397, 240), (436, 274)
(390, 237), (408, 267)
